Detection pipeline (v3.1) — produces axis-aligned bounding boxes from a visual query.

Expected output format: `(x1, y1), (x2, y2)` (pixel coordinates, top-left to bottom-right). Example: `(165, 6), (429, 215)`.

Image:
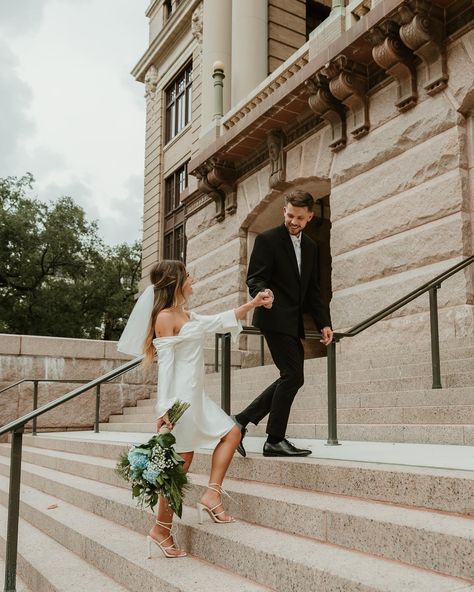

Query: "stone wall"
(185, 26), (474, 351)
(0, 334), (156, 434)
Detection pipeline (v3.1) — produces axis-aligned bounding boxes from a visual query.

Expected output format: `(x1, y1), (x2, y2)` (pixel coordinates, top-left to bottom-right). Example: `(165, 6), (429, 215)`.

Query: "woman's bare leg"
(149, 451), (194, 554)
(200, 426), (240, 521)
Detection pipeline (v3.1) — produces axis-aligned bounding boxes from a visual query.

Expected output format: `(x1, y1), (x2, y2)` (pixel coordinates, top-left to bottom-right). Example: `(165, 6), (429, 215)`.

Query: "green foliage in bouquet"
(115, 401), (190, 517)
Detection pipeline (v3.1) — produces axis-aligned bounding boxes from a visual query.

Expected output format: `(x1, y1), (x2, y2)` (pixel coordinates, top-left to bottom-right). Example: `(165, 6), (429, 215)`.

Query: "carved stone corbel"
(144, 65), (159, 101)
(191, 4), (203, 52)
(305, 73), (346, 152)
(396, 0), (447, 96)
(322, 55), (370, 139)
(366, 20), (417, 112)
(194, 159), (236, 222)
(267, 129), (286, 189)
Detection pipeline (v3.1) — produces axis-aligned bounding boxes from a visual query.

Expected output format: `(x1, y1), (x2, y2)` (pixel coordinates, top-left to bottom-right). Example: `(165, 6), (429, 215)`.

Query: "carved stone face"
(268, 138), (280, 162)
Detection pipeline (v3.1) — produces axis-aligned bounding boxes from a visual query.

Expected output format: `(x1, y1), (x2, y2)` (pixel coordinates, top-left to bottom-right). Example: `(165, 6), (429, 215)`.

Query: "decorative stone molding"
(306, 73), (346, 152)
(366, 20), (418, 112)
(194, 159), (237, 221)
(267, 129), (286, 189)
(223, 51), (309, 130)
(191, 3), (203, 51)
(396, 0), (447, 96)
(144, 65), (159, 101)
(322, 55), (370, 139)
(351, 0), (371, 21)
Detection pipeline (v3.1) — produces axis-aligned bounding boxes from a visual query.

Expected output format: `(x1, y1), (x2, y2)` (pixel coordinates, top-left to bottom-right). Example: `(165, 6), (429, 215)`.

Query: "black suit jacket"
(247, 224), (331, 338)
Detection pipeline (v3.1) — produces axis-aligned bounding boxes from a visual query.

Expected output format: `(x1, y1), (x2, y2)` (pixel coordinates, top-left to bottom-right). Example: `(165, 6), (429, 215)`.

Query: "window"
(306, 1), (331, 39)
(164, 0), (172, 20)
(163, 162), (188, 261)
(165, 62), (192, 143)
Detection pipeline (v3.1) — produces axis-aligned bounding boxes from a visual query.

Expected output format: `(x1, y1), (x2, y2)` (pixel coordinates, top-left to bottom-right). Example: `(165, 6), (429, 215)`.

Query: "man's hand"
(320, 326), (333, 346)
(263, 289), (274, 309)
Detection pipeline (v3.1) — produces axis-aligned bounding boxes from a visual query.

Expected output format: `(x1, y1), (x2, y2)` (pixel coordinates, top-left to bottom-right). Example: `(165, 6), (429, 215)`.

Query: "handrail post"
(221, 333), (231, 414)
(4, 425), (24, 592)
(215, 334), (220, 372)
(32, 381), (38, 436)
(94, 384), (101, 433)
(326, 340), (340, 446)
(260, 335), (264, 366)
(429, 285), (442, 389)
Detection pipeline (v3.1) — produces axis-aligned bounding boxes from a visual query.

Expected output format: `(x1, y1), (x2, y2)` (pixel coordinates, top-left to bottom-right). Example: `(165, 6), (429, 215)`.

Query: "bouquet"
(115, 400), (190, 517)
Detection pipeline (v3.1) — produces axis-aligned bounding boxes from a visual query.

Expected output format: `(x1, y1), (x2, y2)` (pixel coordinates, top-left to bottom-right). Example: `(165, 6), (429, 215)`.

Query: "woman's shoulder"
(155, 309), (178, 335)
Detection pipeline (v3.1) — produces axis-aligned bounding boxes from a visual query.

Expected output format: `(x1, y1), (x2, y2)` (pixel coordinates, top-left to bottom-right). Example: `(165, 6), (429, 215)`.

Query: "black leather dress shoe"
(263, 438), (311, 457)
(230, 415), (247, 457)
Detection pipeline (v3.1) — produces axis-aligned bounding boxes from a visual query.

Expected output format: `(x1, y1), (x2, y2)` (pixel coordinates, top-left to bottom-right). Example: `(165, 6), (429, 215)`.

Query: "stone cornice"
(132, 0), (201, 82)
(188, 0), (471, 176)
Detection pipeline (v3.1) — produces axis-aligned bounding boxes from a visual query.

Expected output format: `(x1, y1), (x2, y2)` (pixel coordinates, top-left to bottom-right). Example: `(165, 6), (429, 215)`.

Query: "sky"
(0, 0), (149, 245)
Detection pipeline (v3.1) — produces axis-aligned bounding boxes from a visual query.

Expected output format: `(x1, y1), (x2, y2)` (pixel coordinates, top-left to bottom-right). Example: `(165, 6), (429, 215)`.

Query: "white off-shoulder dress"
(153, 310), (241, 453)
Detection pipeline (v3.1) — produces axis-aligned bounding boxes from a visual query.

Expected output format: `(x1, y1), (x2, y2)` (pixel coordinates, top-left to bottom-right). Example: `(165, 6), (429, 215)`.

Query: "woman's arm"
(234, 291), (273, 321)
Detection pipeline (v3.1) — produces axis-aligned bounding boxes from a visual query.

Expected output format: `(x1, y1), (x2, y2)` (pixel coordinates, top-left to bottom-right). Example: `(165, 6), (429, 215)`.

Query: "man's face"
(283, 203), (314, 236)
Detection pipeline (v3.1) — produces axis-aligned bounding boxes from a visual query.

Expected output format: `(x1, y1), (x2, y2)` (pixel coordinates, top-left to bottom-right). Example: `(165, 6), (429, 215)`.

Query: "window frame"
(165, 62), (193, 144)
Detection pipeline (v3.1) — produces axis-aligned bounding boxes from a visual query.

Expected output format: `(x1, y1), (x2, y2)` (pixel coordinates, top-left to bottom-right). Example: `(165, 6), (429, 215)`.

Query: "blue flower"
(142, 468), (160, 484)
(128, 449), (149, 469)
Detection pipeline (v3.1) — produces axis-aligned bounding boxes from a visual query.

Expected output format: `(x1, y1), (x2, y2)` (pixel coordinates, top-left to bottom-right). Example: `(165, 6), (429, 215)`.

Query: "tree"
(0, 174), (141, 339)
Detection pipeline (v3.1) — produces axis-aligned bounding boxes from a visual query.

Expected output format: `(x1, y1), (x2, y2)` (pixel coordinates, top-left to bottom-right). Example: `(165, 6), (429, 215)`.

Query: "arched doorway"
(242, 180), (332, 360)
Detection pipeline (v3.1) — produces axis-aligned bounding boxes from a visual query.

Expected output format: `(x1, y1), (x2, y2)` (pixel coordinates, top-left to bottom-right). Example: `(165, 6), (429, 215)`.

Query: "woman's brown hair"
(143, 259), (188, 364)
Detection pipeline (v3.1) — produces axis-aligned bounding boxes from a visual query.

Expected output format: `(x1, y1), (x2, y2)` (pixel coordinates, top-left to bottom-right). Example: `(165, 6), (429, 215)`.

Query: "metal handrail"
(1, 354), (143, 592)
(339, 255), (474, 339)
(1, 379), (96, 437)
(0, 356), (143, 437)
(217, 255), (474, 450)
(0, 378), (94, 396)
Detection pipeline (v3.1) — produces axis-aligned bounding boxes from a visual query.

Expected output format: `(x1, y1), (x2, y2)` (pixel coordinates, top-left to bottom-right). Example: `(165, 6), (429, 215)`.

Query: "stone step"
(0, 505), (129, 592)
(113, 404), (474, 425)
(0, 474), (471, 592)
(132, 386), (474, 411)
(0, 477), (272, 592)
(2, 454), (472, 580)
(0, 559), (31, 592)
(6, 439), (474, 515)
(246, 422), (474, 446)
(207, 356), (474, 385)
(96, 418), (474, 445)
(206, 341), (474, 382)
(224, 372), (474, 395)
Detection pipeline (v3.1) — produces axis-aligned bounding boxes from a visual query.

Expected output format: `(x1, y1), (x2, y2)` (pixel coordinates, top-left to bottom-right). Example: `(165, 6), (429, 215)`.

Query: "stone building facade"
(132, 0), (474, 352)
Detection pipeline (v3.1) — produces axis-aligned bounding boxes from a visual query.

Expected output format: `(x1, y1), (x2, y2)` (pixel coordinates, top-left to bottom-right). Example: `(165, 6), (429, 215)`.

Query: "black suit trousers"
(239, 331), (304, 439)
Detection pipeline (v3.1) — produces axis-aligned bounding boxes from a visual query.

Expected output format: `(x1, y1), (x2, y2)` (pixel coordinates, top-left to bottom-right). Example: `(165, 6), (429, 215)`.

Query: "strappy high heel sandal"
(146, 519), (187, 558)
(196, 483), (237, 524)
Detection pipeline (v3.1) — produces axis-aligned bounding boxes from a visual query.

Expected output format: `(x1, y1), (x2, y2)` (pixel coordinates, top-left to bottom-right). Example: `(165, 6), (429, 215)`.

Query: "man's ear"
(307, 211), (314, 221)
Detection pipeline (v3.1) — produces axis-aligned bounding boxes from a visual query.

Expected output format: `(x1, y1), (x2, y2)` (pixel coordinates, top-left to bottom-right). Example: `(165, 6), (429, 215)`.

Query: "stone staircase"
(103, 336), (474, 445)
(0, 432), (473, 591)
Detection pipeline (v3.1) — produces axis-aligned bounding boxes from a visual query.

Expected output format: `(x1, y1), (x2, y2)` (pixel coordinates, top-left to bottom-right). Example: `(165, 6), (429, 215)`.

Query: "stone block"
(331, 169), (463, 255)
(103, 342), (132, 361)
(446, 30), (474, 114)
(332, 93), (460, 187)
(330, 258), (469, 329)
(308, 8), (345, 61)
(21, 336), (105, 359)
(331, 127), (463, 224)
(332, 213), (466, 289)
(189, 264), (244, 308)
(0, 334), (21, 355)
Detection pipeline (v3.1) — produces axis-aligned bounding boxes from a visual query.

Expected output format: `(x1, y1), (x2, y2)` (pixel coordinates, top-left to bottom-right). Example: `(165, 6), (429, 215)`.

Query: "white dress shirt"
(290, 232), (302, 273)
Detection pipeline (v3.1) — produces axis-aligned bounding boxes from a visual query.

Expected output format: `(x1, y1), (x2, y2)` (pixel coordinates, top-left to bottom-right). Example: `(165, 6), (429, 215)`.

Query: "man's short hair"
(284, 190), (314, 211)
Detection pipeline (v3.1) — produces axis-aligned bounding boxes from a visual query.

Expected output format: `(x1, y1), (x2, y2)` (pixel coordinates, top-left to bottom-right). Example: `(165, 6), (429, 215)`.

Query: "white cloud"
(0, 0), (148, 245)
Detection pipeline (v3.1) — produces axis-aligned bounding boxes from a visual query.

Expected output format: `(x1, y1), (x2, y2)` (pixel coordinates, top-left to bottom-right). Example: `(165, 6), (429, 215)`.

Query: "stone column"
(231, 0), (268, 107)
(201, 0), (232, 136)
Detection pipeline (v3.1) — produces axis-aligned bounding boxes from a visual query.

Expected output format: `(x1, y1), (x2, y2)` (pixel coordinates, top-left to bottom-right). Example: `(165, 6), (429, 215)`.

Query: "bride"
(117, 259), (272, 558)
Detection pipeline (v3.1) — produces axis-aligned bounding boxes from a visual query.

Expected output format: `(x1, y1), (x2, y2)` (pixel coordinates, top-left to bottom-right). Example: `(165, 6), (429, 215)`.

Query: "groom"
(233, 190), (333, 457)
